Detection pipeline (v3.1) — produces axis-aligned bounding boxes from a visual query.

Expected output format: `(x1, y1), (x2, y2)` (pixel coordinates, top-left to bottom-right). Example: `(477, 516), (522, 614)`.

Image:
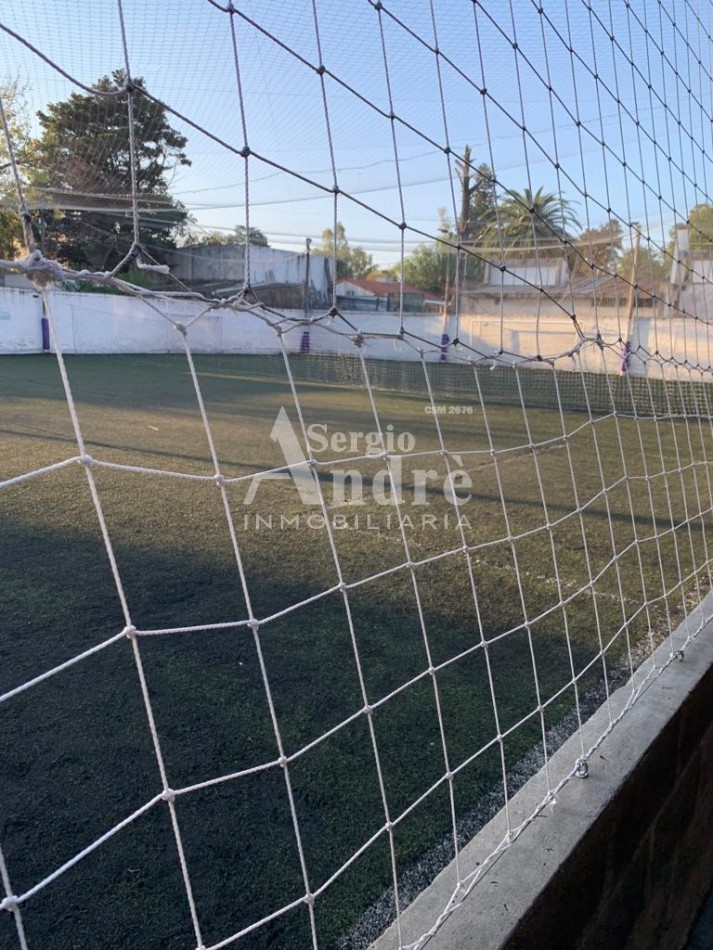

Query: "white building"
(335, 277), (440, 313)
(169, 243), (334, 305)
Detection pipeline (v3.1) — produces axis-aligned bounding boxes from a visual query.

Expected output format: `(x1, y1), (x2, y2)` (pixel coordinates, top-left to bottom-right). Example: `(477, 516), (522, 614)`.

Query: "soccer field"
(0, 353), (710, 950)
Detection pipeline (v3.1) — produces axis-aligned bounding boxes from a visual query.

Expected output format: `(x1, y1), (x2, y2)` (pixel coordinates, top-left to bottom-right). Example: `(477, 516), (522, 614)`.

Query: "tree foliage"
(189, 225), (269, 246)
(401, 242), (451, 295)
(315, 222), (373, 279)
(455, 147), (496, 242)
(618, 244), (668, 281)
(30, 70), (190, 271)
(483, 186), (579, 254)
(233, 225), (269, 246)
(0, 80), (36, 257)
(400, 145), (497, 297)
(684, 204), (713, 252)
(571, 218), (623, 276)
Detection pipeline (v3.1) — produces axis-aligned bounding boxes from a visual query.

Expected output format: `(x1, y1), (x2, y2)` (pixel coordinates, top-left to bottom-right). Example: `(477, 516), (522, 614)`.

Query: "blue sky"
(2, 0), (711, 265)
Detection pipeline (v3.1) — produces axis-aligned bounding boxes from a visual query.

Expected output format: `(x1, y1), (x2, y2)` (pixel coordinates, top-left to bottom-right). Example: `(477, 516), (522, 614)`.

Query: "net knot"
(15, 249), (65, 286)
(161, 788), (177, 802)
(0, 895), (18, 913)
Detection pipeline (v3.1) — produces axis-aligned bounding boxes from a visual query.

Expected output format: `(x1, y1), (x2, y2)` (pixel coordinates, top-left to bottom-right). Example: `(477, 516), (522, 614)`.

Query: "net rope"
(1, 1), (713, 948)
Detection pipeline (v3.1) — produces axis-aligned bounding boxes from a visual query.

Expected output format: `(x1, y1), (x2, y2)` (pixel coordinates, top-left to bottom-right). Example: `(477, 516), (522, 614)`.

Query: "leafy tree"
(0, 80), (37, 257)
(315, 222), (373, 279)
(684, 204), (713, 251)
(233, 225), (268, 246)
(455, 146), (496, 242)
(0, 208), (19, 260)
(618, 244), (668, 281)
(400, 193), (490, 297)
(483, 186), (579, 255)
(188, 229), (234, 246)
(401, 242), (451, 295)
(571, 218), (623, 276)
(189, 225), (269, 246)
(30, 70), (190, 271)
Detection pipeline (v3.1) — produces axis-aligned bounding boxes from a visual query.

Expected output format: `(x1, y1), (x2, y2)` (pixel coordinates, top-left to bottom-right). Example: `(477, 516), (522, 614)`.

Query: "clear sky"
(2, 0), (711, 266)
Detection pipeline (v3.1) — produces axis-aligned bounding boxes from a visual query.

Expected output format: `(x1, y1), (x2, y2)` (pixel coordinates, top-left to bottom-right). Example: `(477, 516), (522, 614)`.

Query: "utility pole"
(303, 237), (312, 317)
(622, 227), (641, 373)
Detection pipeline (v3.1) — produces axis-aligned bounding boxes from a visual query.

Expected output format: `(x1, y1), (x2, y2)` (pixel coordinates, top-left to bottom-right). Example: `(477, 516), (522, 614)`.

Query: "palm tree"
(483, 186), (579, 257)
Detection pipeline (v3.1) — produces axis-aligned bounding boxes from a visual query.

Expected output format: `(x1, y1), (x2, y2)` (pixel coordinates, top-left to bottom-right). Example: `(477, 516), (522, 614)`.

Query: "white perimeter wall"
(0, 288), (43, 352)
(1, 287), (713, 380)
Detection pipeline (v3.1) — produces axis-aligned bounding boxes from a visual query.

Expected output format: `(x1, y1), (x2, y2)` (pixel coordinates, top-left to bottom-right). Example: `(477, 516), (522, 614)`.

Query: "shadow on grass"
(0, 514), (609, 950)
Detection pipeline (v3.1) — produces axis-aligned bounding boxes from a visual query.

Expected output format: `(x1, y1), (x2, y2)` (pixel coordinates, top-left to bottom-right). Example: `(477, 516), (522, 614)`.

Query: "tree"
(483, 186), (580, 254)
(30, 70), (190, 271)
(189, 229), (234, 246)
(233, 225), (268, 246)
(455, 147), (496, 243)
(315, 222), (373, 278)
(571, 218), (623, 277)
(683, 204), (713, 252)
(401, 242), (451, 295)
(0, 80), (36, 257)
(618, 244), (668, 281)
(189, 225), (269, 246)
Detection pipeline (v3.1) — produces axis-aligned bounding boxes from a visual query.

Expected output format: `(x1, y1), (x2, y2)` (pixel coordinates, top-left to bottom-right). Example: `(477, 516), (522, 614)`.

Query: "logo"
(244, 407), (473, 510)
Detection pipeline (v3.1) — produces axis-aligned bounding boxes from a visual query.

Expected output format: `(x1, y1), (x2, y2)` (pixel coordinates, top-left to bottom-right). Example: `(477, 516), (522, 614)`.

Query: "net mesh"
(1, 2), (713, 949)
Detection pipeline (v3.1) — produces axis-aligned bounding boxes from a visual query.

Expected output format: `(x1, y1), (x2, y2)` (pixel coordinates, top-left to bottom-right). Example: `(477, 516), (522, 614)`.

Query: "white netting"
(1, 2), (713, 948)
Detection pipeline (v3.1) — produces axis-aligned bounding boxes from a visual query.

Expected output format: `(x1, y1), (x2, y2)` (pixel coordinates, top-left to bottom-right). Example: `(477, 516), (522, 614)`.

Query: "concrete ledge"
(372, 595), (713, 950)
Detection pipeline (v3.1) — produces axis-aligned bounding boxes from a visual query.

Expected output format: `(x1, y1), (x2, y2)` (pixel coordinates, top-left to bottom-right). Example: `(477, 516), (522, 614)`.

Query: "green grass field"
(0, 353), (710, 950)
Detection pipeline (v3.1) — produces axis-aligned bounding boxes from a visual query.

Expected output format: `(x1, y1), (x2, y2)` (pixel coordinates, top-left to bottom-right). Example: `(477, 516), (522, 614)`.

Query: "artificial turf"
(0, 352), (710, 949)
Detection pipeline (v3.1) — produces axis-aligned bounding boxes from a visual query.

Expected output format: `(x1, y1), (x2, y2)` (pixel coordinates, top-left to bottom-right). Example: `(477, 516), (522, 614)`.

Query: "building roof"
(464, 273), (668, 300)
(337, 277), (438, 299)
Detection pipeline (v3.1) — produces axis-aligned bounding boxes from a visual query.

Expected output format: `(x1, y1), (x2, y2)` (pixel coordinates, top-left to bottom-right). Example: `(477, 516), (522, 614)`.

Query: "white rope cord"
(278, 333), (405, 947)
(358, 350), (466, 902)
(620, 359), (677, 665)
(180, 327), (320, 948)
(513, 366), (586, 757)
(0, 842), (28, 950)
(470, 364), (554, 803)
(49, 299), (204, 948)
(596, 351), (661, 689)
(3, 2), (713, 950)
